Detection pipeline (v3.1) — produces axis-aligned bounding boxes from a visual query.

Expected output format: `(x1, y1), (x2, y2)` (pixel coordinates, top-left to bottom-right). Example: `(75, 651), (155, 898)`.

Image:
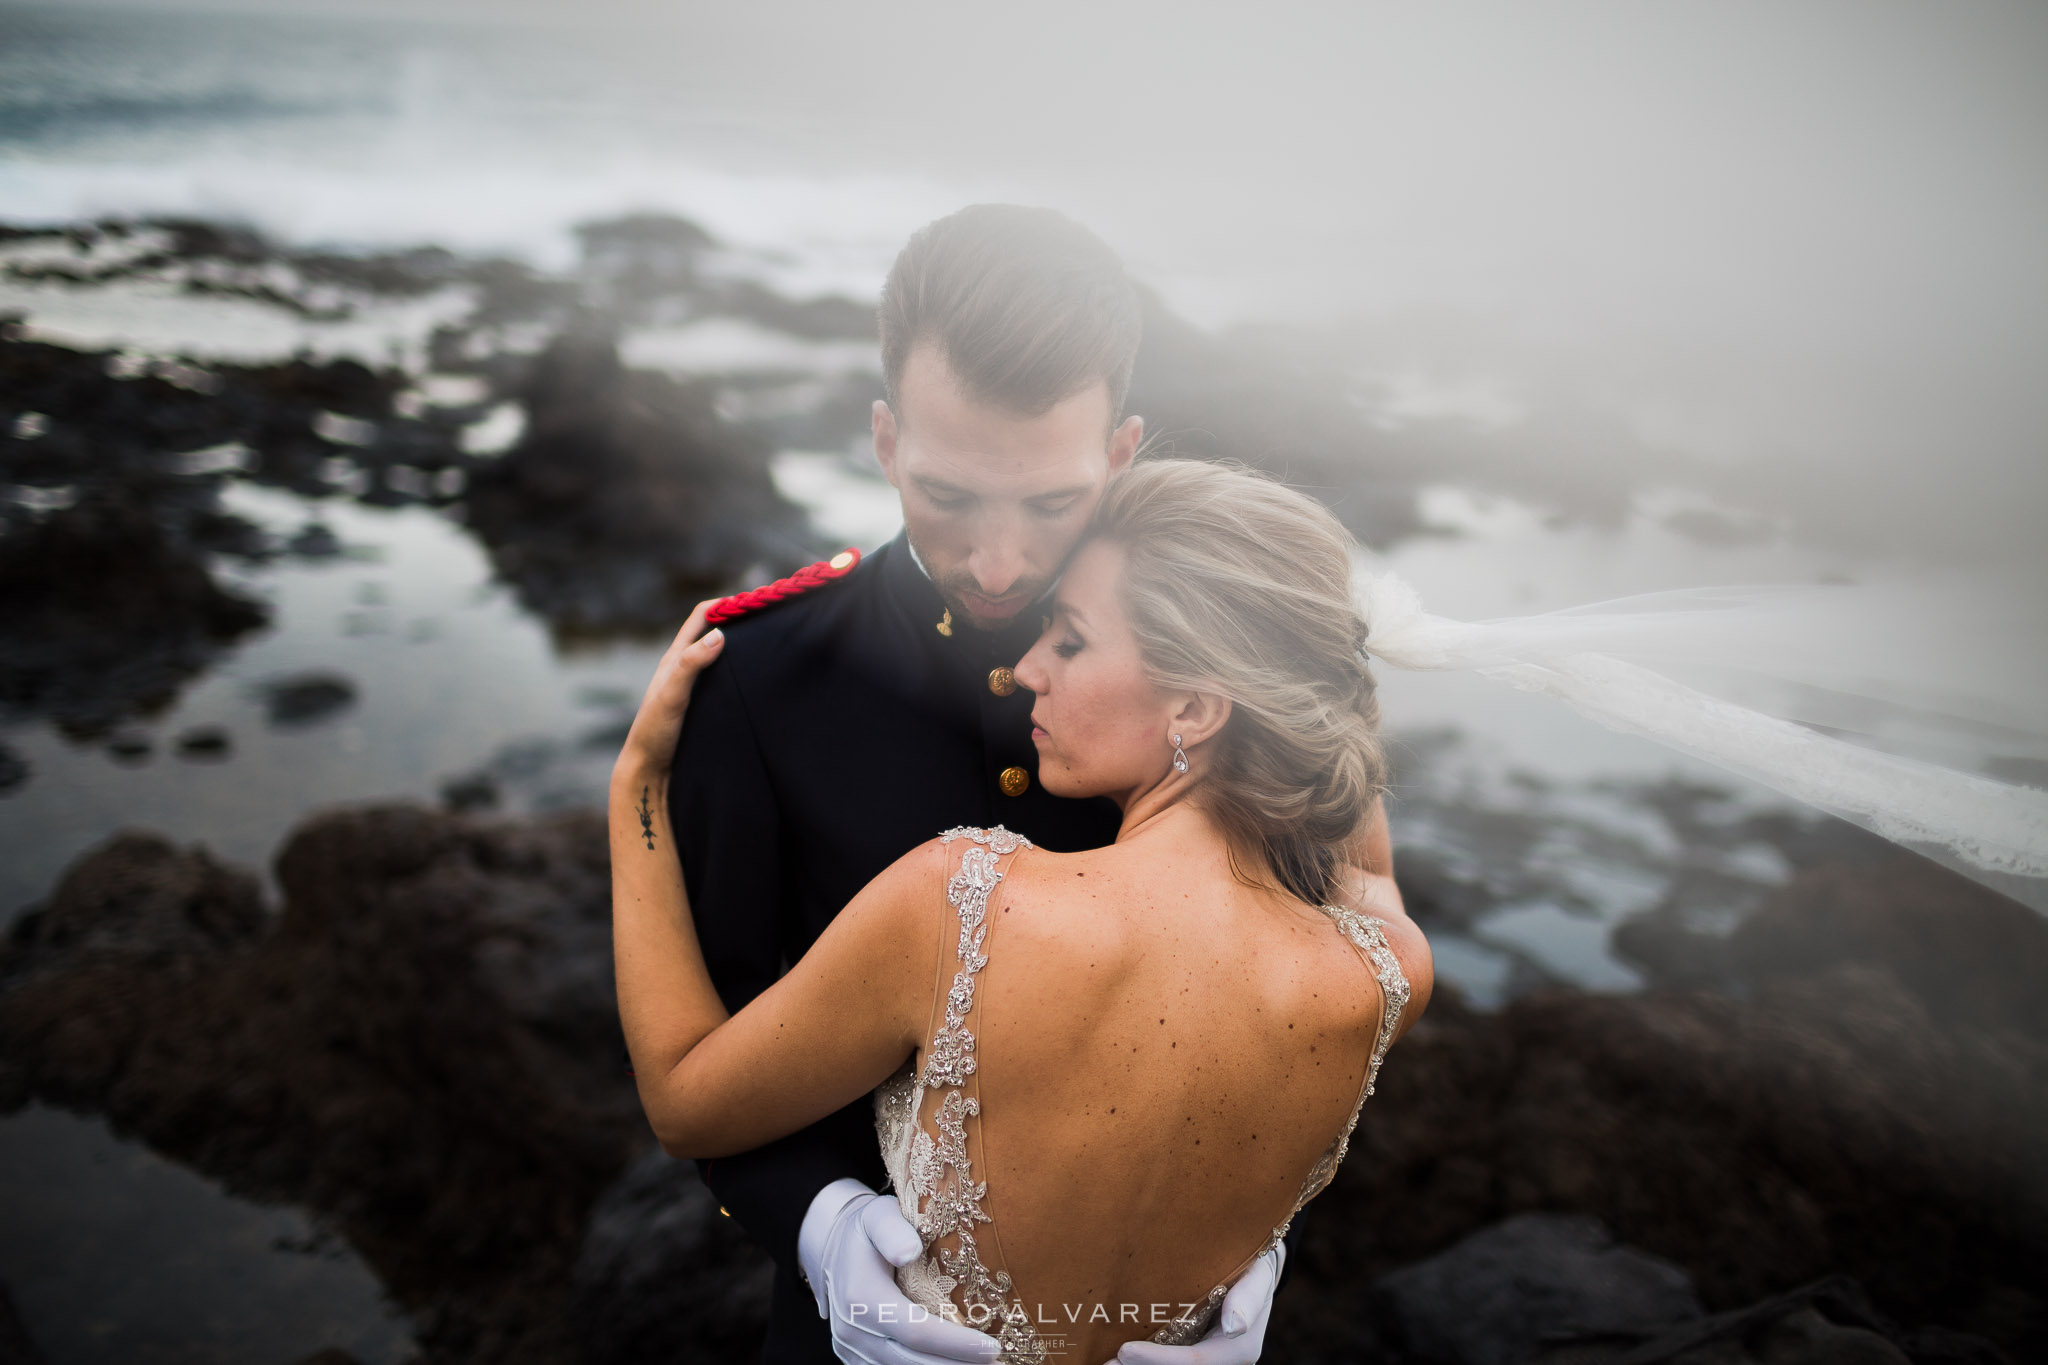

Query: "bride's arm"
(1337, 797), (1410, 922)
(1356, 796), (1396, 880)
(1334, 797), (1433, 1038)
(610, 602), (942, 1159)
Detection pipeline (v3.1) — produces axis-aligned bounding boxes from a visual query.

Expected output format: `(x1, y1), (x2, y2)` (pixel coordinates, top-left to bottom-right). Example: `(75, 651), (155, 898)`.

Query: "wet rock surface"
(1372, 1214), (1703, 1365)
(0, 321), (447, 738)
(0, 805), (704, 1363)
(1, 211), (864, 687)
(461, 328), (809, 633)
(1123, 290), (1700, 552)
(0, 480), (271, 736)
(255, 671), (360, 727)
(1379, 1263), (2013, 1365)
(1124, 295), (1433, 548)
(570, 1148), (773, 1365)
(4, 206), (1723, 674)
(1273, 852), (2047, 1364)
(0, 806), (2038, 1363)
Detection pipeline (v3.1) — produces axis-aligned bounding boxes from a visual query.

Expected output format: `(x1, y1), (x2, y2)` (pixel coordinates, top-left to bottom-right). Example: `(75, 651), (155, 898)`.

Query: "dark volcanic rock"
(0, 330), (430, 497)
(0, 830), (264, 977)
(1122, 292), (1705, 551)
(286, 520), (344, 558)
(1273, 858), (2048, 1362)
(106, 731), (152, 763)
(255, 671), (358, 727)
(0, 319), (470, 731)
(3, 808), (2041, 1364)
(440, 771), (502, 814)
(463, 329), (809, 632)
(1124, 294), (1429, 548)
(1373, 1214), (1702, 1365)
(1726, 855), (2048, 1041)
(571, 1148), (773, 1365)
(1562, 1275), (2014, 1365)
(173, 724), (232, 760)
(573, 214), (716, 320)
(0, 805), (656, 1364)
(0, 487), (271, 734)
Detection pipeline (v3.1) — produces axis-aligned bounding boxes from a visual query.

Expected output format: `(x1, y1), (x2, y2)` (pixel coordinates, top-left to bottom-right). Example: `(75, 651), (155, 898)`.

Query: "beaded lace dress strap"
(902, 825), (1046, 1363)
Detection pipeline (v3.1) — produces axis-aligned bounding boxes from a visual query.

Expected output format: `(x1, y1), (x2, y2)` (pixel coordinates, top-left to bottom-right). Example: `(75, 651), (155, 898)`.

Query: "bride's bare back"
(876, 823), (1418, 1364)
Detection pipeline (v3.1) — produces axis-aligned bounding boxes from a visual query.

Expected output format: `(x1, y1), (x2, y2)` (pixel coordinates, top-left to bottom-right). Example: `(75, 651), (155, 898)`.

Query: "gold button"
(998, 766), (1030, 797)
(987, 666), (1017, 697)
(828, 551), (855, 570)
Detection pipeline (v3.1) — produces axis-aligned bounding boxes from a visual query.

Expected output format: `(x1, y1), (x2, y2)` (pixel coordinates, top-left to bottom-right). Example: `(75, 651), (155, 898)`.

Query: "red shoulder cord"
(705, 548), (861, 625)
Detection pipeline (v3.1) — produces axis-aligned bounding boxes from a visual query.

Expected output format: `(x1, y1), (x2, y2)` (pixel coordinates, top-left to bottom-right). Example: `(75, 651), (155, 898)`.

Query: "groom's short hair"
(879, 204), (1143, 424)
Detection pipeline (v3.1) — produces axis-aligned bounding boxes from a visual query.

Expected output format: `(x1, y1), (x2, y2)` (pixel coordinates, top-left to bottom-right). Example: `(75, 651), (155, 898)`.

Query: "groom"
(669, 204), (1394, 1365)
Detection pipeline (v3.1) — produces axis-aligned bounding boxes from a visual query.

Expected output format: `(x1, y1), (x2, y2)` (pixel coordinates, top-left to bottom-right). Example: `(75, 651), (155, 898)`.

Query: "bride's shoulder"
(1319, 892), (1434, 1043)
(935, 824), (1037, 857)
(857, 827), (1044, 921)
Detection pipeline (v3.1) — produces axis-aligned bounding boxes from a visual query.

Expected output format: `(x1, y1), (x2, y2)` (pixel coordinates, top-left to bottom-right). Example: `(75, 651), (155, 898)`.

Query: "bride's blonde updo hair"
(1089, 458), (1388, 906)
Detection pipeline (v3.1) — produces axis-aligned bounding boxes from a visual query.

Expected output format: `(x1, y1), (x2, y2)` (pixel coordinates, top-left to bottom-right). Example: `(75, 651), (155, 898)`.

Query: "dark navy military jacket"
(669, 529), (1124, 1363)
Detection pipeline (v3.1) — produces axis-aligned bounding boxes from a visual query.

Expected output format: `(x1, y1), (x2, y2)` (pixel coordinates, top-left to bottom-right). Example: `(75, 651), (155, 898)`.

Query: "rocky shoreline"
(3, 209), (1737, 744)
(4, 210), (2035, 1363)
(1, 803), (2039, 1364)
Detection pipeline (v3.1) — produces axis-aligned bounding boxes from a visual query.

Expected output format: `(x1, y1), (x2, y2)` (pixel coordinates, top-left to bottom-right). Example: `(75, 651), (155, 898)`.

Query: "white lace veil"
(1355, 568), (2048, 913)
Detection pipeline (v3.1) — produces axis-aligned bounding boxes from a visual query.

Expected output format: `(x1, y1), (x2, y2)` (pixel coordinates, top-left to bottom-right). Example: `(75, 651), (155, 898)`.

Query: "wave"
(0, 89), (360, 141)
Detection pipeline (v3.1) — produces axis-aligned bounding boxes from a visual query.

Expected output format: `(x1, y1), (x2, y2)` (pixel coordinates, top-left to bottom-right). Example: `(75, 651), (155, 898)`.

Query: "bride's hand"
(615, 600), (726, 778)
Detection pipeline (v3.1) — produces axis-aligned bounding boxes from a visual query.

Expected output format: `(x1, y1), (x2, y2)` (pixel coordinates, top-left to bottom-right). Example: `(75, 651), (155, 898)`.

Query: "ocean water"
(2, 3), (2046, 1358)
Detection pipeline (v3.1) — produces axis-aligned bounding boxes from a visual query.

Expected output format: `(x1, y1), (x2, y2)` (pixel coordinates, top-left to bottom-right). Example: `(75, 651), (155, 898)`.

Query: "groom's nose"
(967, 535), (1027, 598)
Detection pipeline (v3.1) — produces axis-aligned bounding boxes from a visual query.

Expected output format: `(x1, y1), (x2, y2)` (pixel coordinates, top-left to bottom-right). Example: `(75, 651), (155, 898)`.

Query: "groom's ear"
(1170, 689), (1230, 750)
(1107, 414), (1143, 477)
(872, 399), (901, 486)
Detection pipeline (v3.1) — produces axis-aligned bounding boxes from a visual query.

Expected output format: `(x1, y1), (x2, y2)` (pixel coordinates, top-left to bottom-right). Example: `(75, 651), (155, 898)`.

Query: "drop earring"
(1171, 733), (1189, 774)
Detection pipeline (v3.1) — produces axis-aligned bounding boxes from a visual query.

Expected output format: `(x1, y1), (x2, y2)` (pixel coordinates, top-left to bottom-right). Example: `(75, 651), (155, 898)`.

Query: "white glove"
(798, 1177), (1002, 1365)
(1113, 1244), (1283, 1365)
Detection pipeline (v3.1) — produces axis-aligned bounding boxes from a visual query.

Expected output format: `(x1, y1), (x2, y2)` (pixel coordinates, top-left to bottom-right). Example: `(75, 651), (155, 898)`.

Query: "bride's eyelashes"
(1052, 634), (1084, 660)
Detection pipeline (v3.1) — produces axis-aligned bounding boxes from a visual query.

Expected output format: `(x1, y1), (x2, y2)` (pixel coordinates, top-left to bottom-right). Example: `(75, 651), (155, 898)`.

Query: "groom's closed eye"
(912, 477), (974, 512)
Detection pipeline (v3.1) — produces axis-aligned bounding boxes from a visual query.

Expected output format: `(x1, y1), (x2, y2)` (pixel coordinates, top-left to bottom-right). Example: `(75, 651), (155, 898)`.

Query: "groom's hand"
(799, 1178), (1001, 1365)
(1113, 1245), (1282, 1365)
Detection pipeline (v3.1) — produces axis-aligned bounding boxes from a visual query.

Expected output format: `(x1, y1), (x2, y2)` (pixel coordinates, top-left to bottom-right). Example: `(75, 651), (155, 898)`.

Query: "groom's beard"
(902, 528), (1057, 631)
(934, 570), (1054, 632)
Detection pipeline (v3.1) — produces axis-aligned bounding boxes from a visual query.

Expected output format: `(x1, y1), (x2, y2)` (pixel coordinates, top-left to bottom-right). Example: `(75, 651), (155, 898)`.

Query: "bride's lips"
(1029, 711), (1048, 742)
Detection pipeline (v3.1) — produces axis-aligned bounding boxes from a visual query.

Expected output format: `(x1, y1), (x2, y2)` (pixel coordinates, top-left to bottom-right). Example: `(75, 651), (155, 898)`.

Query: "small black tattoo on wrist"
(638, 786), (656, 850)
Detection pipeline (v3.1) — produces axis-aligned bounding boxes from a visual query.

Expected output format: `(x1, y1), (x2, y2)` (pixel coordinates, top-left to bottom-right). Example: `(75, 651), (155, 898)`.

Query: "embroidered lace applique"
(875, 831), (1410, 1360)
(877, 826), (1046, 1360)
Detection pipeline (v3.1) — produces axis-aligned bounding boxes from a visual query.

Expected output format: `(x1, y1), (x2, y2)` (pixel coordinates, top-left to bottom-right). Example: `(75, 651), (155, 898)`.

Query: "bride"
(610, 458), (1434, 1364)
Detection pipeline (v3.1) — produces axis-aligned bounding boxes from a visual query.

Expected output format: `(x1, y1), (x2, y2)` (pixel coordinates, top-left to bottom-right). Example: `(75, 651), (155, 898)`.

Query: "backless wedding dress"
(874, 826), (1411, 1362)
